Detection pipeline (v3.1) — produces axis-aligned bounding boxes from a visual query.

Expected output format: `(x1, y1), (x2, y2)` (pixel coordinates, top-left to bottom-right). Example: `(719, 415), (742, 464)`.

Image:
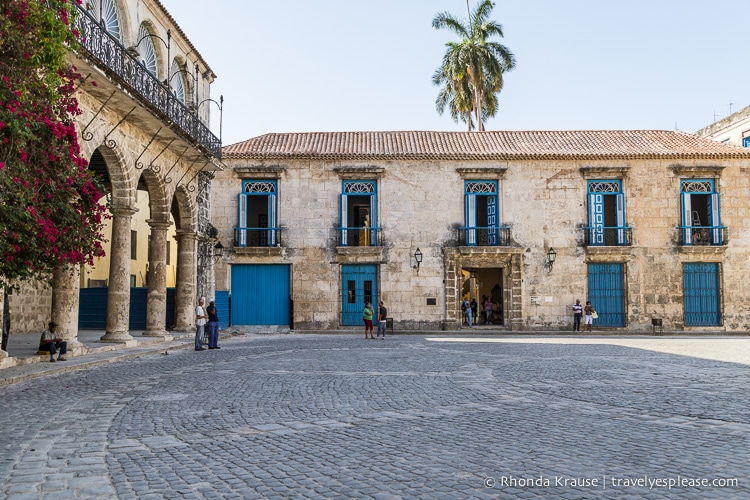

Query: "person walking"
(195, 298), (207, 351)
(583, 301), (595, 332)
(572, 299), (583, 332)
(363, 302), (375, 339)
(376, 301), (388, 339)
(206, 300), (220, 349)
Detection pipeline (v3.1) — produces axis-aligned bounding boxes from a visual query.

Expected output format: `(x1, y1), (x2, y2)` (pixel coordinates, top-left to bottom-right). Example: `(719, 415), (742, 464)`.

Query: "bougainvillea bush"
(0, 0), (107, 289)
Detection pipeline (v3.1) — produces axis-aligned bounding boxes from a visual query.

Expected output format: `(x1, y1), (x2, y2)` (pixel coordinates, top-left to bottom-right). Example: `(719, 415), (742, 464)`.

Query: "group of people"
(572, 299), (596, 332)
(40, 297), (223, 362)
(461, 295), (496, 327)
(363, 301), (388, 339)
(195, 298), (221, 351)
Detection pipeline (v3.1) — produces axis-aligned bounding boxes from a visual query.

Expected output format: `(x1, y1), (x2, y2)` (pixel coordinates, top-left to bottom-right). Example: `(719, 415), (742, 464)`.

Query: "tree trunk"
(2, 288), (10, 352)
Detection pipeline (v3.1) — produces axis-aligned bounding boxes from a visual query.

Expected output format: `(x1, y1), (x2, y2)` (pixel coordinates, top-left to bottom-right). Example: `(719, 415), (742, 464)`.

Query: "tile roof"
(223, 130), (750, 161)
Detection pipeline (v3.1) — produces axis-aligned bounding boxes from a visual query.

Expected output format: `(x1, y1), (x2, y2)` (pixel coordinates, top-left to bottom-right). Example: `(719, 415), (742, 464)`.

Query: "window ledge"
(669, 165), (725, 177)
(677, 245), (727, 256)
(584, 246), (634, 262)
(335, 246), (386, 263)
(234, 246), (283, 257)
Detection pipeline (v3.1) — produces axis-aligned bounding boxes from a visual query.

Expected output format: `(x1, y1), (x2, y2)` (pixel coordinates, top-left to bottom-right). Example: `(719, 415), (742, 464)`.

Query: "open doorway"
(462, 268), (504, 326)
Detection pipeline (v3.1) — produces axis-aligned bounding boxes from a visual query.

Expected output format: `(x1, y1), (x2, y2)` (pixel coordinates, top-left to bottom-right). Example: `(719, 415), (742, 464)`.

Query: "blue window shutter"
(681, 192), (692, 245)
(616, 193), (625, 244)
(237, 193), (247, 247)
(268, 193), (276, 246)
(340, 193), (348, 246)
(709, 192), (721, 244)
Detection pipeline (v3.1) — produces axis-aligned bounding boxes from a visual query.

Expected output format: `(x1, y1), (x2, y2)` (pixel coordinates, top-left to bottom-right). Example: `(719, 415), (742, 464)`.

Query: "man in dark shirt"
(206, 300), (220, 349)
(572, 299), (582, 331)
(376, 301), (388, 339)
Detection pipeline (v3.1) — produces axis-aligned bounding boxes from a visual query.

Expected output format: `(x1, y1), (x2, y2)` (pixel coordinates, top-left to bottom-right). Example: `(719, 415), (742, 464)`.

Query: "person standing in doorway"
(195, 298), (207, 351)
(363, 302), (375, 339)
(572, 299), (583, 332)
(471, 298), (478, 323)
(376, 301), (388, 339)
(206, 300), (220, 349)
(583, 301), (595, 332)
(484, 296), (493, 325)
(463, 297), (473, 327)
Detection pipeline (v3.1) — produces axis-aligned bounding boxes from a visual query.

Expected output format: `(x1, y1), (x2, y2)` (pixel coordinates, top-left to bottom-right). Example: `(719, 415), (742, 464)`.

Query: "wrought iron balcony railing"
(458, 226), (512, 246)
(678, 226), (727, 246)
(72, 6), (221, 158)
(583, 226), (633, 246)
(337, 227), (382, 247)
(235, 227), (283, 248)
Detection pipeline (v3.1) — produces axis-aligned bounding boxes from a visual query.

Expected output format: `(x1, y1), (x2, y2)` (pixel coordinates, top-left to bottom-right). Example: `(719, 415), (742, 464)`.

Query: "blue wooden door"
(683, 263), (721, 326)
(587, 263), (626, 327)
(341, 264), (378, 326)
(215, 290), (230, 329)
(231, 265), (290, 325)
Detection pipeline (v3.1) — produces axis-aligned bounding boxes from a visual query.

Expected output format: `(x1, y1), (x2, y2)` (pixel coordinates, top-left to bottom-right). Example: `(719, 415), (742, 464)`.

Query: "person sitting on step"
(39, 321), (67, 362)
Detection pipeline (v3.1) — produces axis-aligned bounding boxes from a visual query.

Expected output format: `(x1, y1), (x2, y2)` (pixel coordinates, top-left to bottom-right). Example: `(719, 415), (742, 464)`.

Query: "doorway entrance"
(462, 268), (504, 325)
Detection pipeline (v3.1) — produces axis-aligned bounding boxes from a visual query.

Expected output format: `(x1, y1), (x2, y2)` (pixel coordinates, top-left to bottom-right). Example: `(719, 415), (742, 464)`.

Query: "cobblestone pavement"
(1, 334), (748, 499)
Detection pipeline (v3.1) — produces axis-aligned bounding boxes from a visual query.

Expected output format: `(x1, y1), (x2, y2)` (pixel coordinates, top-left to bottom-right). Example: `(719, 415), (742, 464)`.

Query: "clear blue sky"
(159, 0), (750, 146)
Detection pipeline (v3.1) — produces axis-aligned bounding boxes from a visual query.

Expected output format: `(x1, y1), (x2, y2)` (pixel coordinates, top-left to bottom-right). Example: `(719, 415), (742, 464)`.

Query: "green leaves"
(432, 0), (516, 131)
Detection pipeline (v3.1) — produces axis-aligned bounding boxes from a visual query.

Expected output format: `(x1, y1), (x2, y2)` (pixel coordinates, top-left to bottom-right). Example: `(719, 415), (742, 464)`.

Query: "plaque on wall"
(426, 298), (437, 305)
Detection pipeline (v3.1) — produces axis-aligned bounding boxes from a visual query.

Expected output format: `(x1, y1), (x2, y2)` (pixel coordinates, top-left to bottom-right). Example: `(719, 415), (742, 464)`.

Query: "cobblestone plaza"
(1, 334), (747, 499)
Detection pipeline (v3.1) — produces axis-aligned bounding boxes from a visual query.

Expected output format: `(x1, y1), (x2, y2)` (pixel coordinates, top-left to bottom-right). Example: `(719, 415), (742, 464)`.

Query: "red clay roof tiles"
(223, 130), (750, 161)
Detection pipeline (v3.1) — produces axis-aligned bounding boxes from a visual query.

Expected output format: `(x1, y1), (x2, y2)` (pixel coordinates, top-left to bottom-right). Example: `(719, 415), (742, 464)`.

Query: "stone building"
(696, 104), (750, 147)
(3, 0), (223, 349)
(214, 130), (750, 333)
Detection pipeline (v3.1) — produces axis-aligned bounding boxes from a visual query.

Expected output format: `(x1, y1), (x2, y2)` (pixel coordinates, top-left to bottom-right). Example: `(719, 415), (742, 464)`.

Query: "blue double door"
(341, 264), (378, 326)
(587, 263), (626, 327)
(683, 263), (721, 326)
(231, 264), (290, 325)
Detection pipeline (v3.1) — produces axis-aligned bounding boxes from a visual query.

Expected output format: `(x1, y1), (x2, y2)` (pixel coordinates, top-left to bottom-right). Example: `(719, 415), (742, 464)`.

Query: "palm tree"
(432, 0), (516, 131)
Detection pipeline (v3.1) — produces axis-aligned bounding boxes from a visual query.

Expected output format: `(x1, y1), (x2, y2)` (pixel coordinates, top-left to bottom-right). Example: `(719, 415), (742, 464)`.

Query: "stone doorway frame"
(443, 247), (524, 330)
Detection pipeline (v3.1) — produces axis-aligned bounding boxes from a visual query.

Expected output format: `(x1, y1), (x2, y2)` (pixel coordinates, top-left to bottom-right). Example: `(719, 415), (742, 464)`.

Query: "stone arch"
(82, 142), (135, 209)
(172, 184), (198, 233)
(137, 168), (170, 222)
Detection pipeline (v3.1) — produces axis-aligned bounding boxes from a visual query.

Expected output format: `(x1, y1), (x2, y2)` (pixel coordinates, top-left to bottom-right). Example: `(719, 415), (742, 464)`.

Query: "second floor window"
(681, 179), (721, 245)
(137, 24), (158, 77)
(88, 0), (122, 41)
(340, 181), (377, 246)
(464, 180), (500, 246)
(237, 180), (277, 247)
(587, 180), (627, 246)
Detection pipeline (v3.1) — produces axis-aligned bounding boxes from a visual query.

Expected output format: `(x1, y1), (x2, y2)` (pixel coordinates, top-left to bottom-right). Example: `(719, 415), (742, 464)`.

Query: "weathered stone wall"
(215, 154), (750, 332)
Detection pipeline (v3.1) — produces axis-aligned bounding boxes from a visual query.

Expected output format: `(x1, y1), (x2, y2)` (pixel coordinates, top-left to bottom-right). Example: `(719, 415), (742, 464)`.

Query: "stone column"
(101, 207), (136, 343)
(143, 219), (172, 339)
(51, 264), (83, 351)
(173, 230), (198, 333)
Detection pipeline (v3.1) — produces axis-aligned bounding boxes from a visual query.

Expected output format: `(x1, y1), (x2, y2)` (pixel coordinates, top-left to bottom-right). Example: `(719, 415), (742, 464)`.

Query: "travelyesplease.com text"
(484, 474), (739, 490)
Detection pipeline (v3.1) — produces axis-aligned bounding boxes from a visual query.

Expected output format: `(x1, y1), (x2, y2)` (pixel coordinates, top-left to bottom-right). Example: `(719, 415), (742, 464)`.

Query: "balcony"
(679, 226), (727, 246)
(234, 227), (283, 248)
(583, 226), (633, 246)
(458, 226), (512, 247)
(72, 5), (221, 158)
(337, 227), (382, 247)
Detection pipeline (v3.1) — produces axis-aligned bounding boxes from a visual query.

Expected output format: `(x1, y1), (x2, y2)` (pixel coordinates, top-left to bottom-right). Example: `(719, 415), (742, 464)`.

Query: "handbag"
(592, 311), (598, 319)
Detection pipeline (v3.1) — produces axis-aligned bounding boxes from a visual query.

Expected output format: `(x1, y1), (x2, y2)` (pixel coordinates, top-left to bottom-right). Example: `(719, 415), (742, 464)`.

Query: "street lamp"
(195, 95), (224, 143)
(544, 248), (557, 272)
(414, 248), (423, 274)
